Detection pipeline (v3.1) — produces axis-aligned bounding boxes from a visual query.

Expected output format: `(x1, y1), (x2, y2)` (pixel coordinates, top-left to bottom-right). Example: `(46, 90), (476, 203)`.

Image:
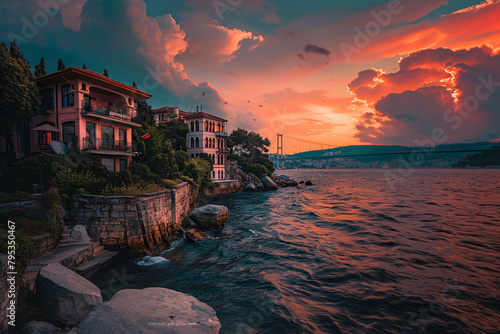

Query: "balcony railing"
(80, 105), (137, 122)
(215, 131), (229, 137)
(82, 137), (134, 153)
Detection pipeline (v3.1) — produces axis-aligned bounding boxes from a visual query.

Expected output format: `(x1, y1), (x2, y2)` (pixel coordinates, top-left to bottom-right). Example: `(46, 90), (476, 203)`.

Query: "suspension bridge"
(269, 134), (499, 169)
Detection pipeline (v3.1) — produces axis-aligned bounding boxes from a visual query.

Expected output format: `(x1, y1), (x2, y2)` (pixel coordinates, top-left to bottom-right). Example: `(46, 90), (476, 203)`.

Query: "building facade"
(0, 67), (151, 171)
(184, 112), (229, 181)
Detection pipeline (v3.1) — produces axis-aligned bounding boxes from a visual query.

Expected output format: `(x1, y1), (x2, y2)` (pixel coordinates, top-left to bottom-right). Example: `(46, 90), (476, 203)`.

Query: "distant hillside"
(290, 142), (497, 160)
(272, 141), (500, 169)
(456, 147), (500, 167)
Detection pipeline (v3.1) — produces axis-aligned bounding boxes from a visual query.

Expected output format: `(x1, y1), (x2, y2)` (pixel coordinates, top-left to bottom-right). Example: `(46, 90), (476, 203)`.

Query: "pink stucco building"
(0, 67), (151, 171)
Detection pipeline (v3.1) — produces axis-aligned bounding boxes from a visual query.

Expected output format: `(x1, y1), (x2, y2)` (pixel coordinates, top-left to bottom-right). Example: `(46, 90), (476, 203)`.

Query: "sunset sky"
(1, 0), (500, 154)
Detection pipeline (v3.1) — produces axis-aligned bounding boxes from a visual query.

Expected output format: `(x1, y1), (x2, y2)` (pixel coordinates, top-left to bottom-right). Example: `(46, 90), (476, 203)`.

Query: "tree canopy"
(34, 58), (46, 77)
(57, 59), (66, 71)
(0, 42), (41, 137)
(228, 128), (271, 164)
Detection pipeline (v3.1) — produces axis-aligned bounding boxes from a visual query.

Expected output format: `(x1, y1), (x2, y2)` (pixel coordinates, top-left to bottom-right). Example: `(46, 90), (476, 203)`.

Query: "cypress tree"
(34, 58), (46, 77)
(57, 59), (66, 71)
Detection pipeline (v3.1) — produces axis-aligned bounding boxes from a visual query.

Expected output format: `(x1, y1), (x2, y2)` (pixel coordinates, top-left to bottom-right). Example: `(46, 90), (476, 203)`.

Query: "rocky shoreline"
(8, 170), (300, 333)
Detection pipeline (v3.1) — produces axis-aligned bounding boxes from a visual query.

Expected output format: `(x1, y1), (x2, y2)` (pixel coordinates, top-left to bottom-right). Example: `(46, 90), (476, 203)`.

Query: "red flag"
(141, 133), (151, 140)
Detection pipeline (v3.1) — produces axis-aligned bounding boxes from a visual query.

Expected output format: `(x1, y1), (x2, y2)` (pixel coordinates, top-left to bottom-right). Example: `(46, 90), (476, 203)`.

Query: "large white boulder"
(78, 288), (221, 334)
(190, 205), (228, 230)
(36, 263), (102, 326)
(70, 225), (91, 243)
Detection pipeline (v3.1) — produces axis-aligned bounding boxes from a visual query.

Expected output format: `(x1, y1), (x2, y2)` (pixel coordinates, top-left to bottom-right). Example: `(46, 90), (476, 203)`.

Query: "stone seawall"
(68, 183), (199, 254)
(203, 180), (242, 197)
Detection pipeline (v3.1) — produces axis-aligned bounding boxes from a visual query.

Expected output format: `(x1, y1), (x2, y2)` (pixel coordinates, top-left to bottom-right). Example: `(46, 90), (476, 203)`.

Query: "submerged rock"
(21, 321), (60, 334)
(70, 225), (91, 243)
(261, 176), (279, 190)
(286, 180), (298, 187)
(78, 287), (221, 334)
(190, 205), (229, 230)
(305, 180), (314, 186)
(185, 229), (208, 243)
(36, 263), (102, 326)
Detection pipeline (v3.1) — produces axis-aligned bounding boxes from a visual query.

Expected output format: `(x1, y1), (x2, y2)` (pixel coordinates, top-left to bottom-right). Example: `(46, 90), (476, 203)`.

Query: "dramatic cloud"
(351, 46), (500, 145)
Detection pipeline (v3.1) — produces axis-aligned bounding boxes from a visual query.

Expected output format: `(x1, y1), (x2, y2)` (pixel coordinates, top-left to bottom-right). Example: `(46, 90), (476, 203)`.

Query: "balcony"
(82, 137), (135, 154)
(215, 131), (229, 137)
(79, 103), (140, 127)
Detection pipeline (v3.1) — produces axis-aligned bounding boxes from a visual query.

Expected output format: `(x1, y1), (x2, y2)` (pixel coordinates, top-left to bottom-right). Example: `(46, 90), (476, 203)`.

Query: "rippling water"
(90, 169), (500, 334)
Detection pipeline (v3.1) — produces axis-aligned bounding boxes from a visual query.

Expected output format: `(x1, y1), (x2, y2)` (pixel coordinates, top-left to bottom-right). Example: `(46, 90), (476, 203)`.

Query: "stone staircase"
(27, 224), (119, 290)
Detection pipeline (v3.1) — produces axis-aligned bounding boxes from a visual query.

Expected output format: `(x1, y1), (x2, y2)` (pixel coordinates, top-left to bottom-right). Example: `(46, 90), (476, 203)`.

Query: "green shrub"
(241, 163), (269, 179)
(76, 188), (86, 194)
(0, 191), (31, 203)
(100, 182), (166, 197)
(59, 170), (106, 196)
(182, 158), (212, 187)
(0, 228), (37, 280)
(160, 179), (178, 189)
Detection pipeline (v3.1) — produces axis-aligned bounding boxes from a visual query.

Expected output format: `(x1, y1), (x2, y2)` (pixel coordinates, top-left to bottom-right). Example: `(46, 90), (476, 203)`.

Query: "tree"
(34, 58), (46, 77)
(82, 64), (87, 69)
(9, 41), (25, 62)
(132, 99), (155, 125)
(57, 59), (66, 71)
(0, 42), (41, 138)
(158, 117), (189, 151)
(229, 127), (271, 164)
(103, 68), (109, 77)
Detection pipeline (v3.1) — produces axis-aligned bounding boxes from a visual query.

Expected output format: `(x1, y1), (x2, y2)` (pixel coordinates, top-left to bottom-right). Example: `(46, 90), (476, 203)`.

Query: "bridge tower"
(277, 134), (284, 170)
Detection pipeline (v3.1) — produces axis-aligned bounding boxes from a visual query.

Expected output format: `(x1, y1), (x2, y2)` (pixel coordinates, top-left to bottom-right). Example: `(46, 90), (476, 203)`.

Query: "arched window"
(205, 138), (208, 148)
(221, 155), (224, 164)
(196, 120), (199, 131)
(191, 137), (194, 148)
(205, 121), (208, 131)
(221, 124), (224, 132)
(212, 171), (215, 179)
(196, 153), (199, 158)
(217, 155), (220, 165)
(212, 154), (215, 163)
(221, 170), (224, 179)
(196, 137), (199, 148)
(191, 121), (194, 131)
(191, 154), (194, 158)
(218, 171), (220, 179)
(217, 123), (220, 132)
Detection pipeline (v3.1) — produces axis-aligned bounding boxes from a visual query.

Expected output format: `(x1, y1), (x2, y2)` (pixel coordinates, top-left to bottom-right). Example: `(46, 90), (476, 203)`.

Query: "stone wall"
(31, 234), (56, 255)
(203, 180), (242, 197)
(68, 183), (199, 254)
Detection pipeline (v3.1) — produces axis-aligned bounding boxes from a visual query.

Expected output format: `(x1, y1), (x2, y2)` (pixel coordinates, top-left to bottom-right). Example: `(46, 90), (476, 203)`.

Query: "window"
(217, 123), (220, 132)
(101, 125), (114, 150)
(81, 83), (86, 91)
(38, 131), (52, 145)
(62, 122), (75, 146)
(61, 84), (74, 108)
(191, 154), (195, 158)
(217, 155), (220, 165)
(40, 88), (54, 110)
(128, 98), (132, 105)
(191, 137), (195, 148)
(86, 122), (95, 148)
(221, 170), (224, 179)
(205, 138), (208, 148)
(205, 121), (208, 131)
(196, 137), (199, 148)
(102, 158), (115, 172)
(218, 171), (220, 179)
(212, 171), (215, 179)
(120, 159), (127, 171)
(191, 121), (194, 131)
(195, 120), (199, 131)
(119, 129), (126, 149)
